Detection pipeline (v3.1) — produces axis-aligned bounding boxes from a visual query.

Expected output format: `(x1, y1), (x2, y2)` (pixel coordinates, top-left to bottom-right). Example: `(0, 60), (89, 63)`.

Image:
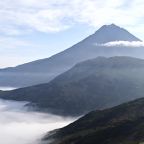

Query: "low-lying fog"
(0, 86), (17, 91)
(0, 99), (75, 144)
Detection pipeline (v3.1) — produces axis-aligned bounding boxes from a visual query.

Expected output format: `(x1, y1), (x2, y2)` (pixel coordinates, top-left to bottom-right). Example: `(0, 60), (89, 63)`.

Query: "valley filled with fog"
(0, 97), (74, 144)
(0, 87), (17, 91)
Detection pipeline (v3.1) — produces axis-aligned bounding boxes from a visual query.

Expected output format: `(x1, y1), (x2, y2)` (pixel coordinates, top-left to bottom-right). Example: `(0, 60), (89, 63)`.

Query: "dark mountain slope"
(0, 24), (143, 87)
(1, 57), (144, 116)
(44, 98), (144, 144)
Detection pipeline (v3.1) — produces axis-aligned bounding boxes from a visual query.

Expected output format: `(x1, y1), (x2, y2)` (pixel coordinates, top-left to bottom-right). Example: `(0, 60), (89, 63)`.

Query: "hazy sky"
(0, 0), (144, 68)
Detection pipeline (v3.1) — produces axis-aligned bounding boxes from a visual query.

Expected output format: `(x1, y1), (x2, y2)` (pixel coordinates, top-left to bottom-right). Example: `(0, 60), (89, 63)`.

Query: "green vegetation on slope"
(44, 98), (144, 144)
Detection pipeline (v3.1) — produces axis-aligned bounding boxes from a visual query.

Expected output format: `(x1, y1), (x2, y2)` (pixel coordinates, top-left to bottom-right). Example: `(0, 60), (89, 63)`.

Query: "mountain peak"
(90, 24), (142, 43)
(102, 23), (120, 29)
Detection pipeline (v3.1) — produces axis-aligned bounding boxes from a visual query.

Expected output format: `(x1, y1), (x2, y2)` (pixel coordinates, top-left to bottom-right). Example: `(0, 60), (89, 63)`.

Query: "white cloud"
(0, 0), (143, 34)
(95, 41), (144, 47)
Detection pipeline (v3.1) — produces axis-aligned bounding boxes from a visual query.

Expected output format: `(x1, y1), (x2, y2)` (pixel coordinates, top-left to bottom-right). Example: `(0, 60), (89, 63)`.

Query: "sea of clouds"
(0, 99), (74, 144)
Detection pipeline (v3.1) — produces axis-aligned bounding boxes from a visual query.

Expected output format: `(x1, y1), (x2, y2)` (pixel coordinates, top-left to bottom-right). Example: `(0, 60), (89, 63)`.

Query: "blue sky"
(0, 0), (144, 68)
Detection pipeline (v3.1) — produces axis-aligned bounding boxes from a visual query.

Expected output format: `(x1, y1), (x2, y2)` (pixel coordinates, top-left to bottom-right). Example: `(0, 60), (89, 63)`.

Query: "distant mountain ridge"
(0, 24), (143, 87)
(1, 24), (141, 72)
(1, 56), (144, 116)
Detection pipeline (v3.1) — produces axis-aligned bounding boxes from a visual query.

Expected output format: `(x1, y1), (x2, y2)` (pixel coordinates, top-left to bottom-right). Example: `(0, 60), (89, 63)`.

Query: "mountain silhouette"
(0, 24), (143, 87)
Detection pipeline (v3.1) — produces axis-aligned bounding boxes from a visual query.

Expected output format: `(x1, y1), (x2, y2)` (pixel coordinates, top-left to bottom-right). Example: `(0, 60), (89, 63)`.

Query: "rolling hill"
(1, 56), (144, 116)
